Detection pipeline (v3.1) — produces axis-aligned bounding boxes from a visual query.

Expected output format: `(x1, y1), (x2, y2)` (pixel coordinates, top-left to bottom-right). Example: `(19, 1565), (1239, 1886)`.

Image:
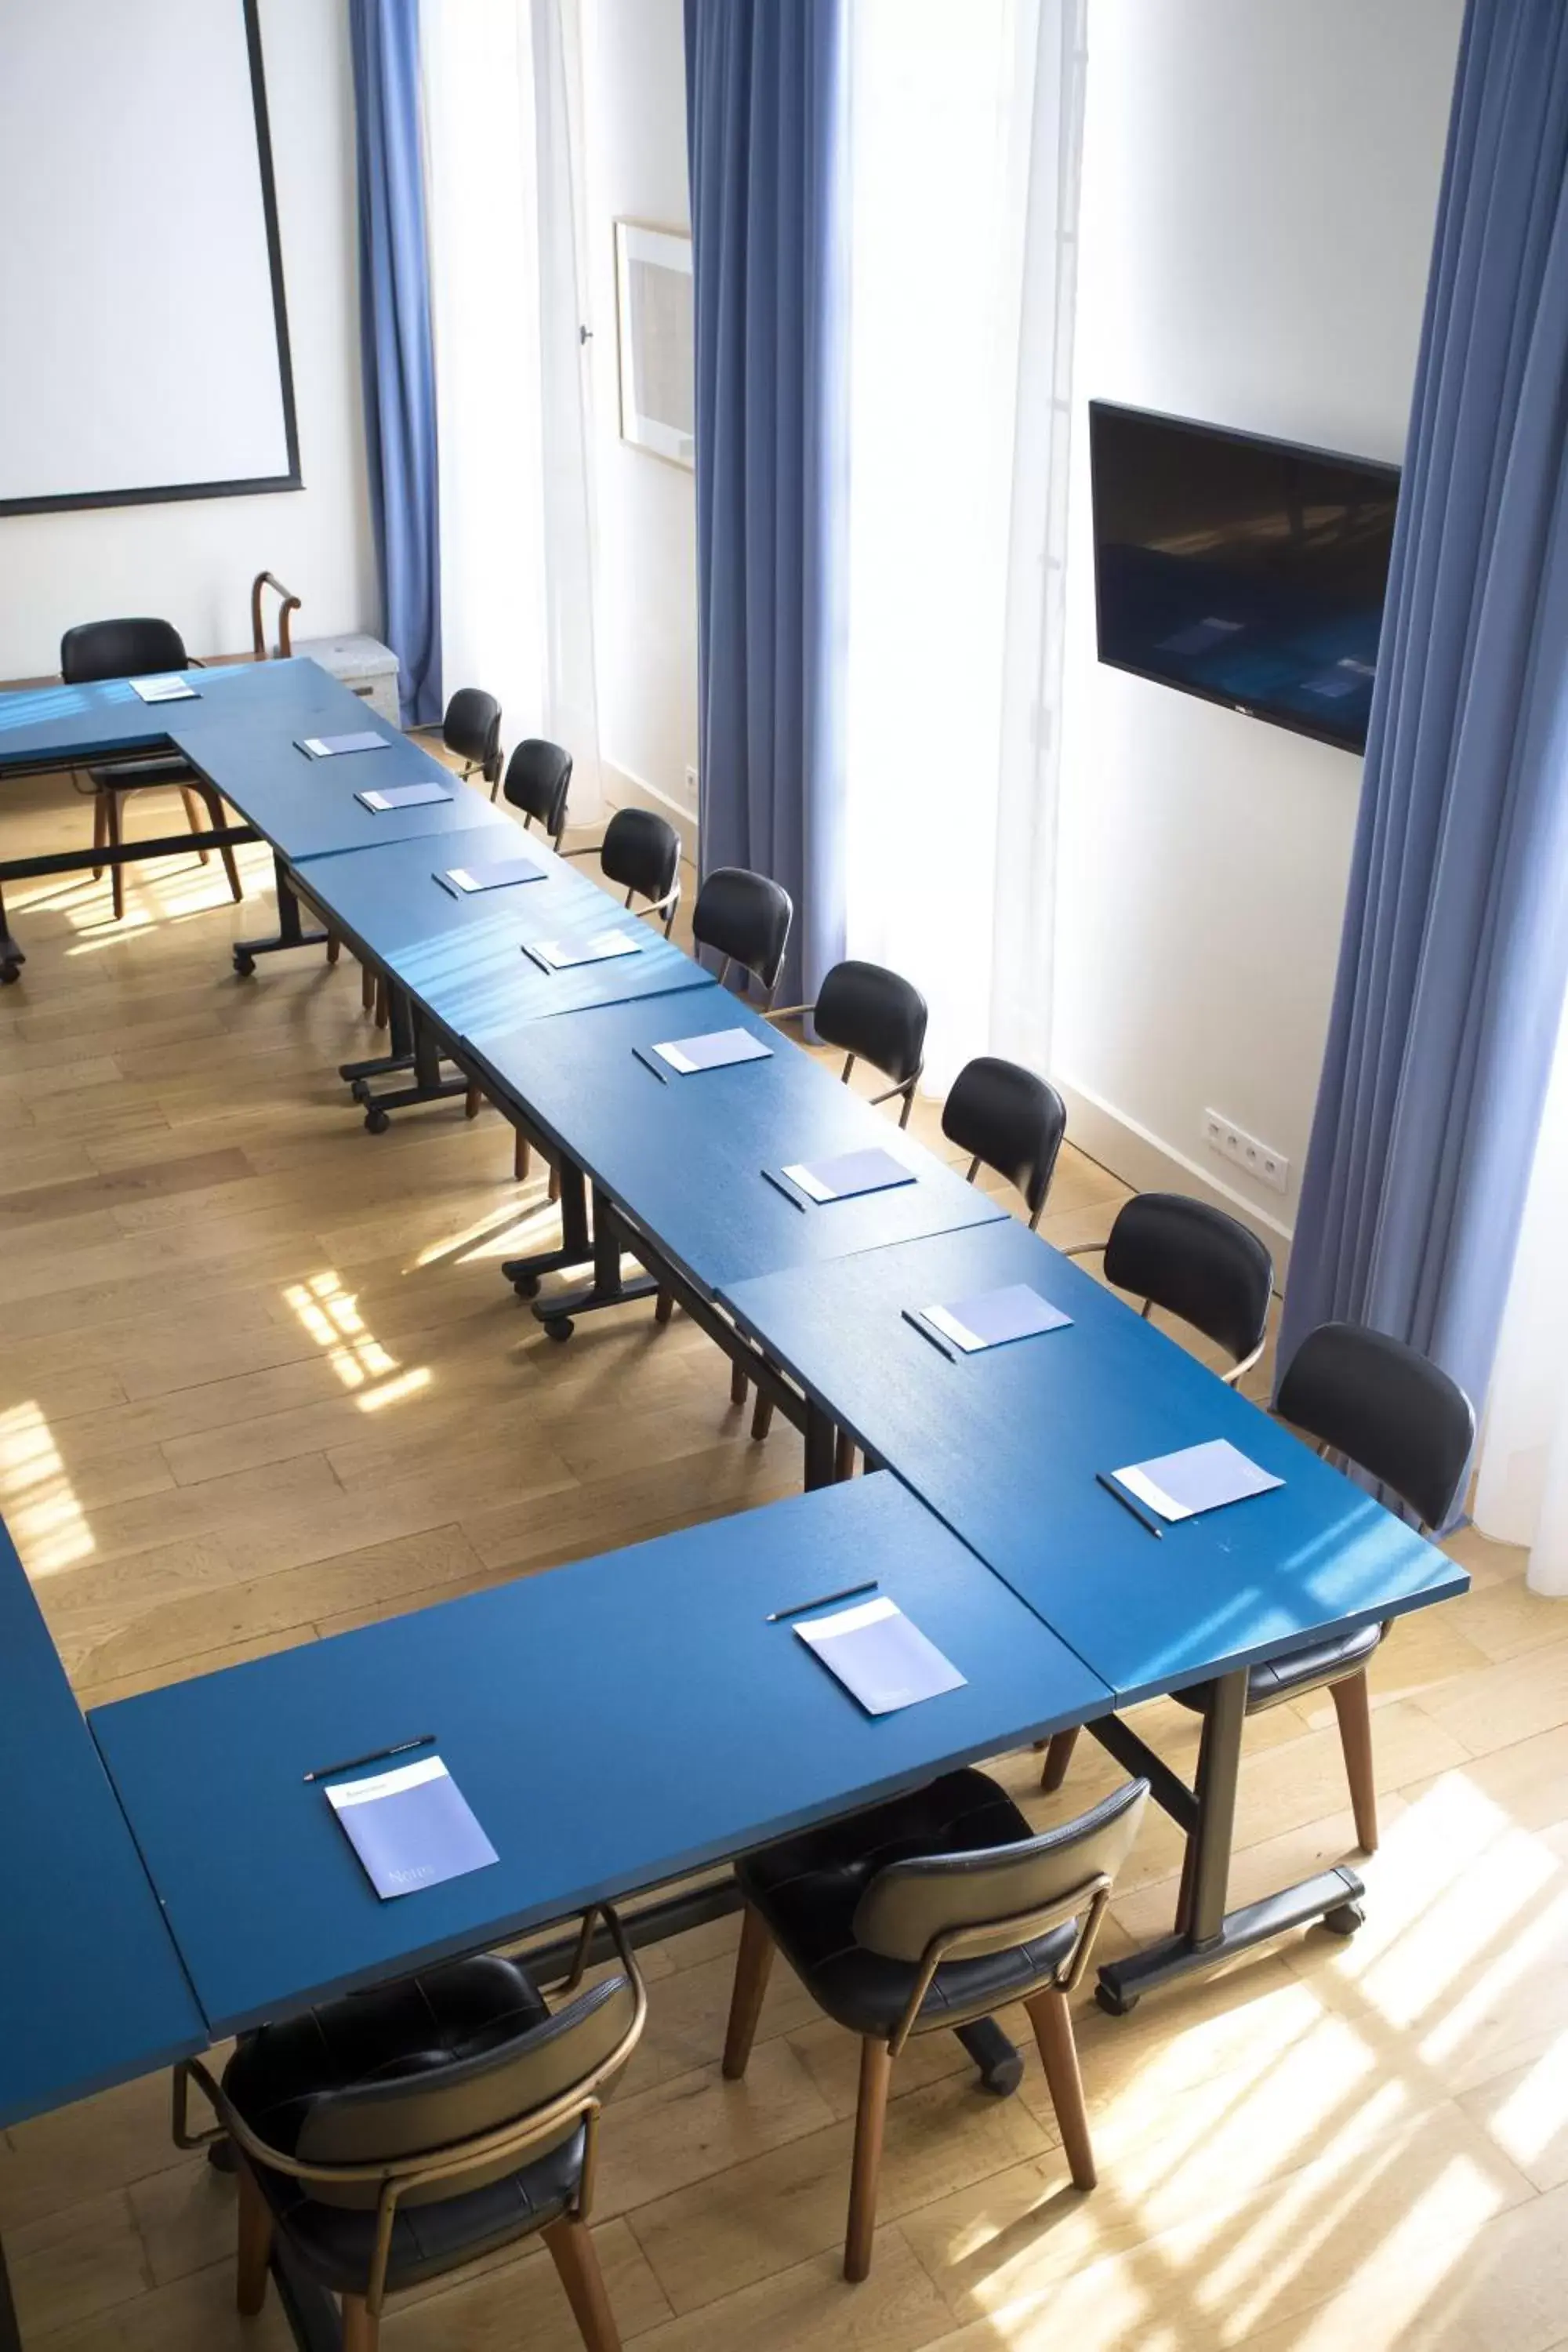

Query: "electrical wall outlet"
(684, 764), (699, 808)
(1203, 1108), (1289, 1195)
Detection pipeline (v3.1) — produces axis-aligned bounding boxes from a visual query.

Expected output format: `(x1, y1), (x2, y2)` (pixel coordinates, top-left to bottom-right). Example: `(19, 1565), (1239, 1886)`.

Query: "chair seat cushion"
(86, 756), (196, 789)
(223, 1952), (581, 2296)
(737, 1769), (1077, 2040)
(1173, 1618), (1384, 1716)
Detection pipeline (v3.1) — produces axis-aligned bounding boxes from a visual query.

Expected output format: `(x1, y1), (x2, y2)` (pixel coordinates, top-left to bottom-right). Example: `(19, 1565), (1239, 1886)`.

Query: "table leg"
(234, 855), (329, 976)
(804, 1402), (837, 1491)
(1094, 1668), (1364, 2015)
(0, 2234), (20, 2352)
(534, 1188), (660, 1338)
(349, 996), (470, 1132)
(502, 1160), (596, 1296)
(956, 2017), (1024, 2096)
(0, 880), (24, 986)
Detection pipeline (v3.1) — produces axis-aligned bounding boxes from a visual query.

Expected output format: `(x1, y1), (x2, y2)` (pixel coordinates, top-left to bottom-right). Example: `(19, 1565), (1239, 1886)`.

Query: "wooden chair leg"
(105, 789), (125, 920)
(201, 787), (243, 903)
(548, 1162), (561, 1205)
(1040, 1727), (1080, 1792)
(465, 1083), (483, 1120)
(655, 1290), (675, 1325)
(1330, 1669), (1378, 1853)
(361, 963), (376, 1014)
(722, 1903), (775, 2079)
(340, 2294), (378, 2352)
(833, 1428), (857, 1481)
(542, 2214), (622, 2352)
(374, 976), (389, 1031)
(326, 932), (343, 966)
(234, 2160), (273, 2316)
(1024, 1987), (1096, 2190)
(751, 1389), (775, 1443)
(180, 785), (211, 865)
(91, 789), (107, 878)
(515, 1131), (532, 1183)
(730, 1359), (748, 1407)
(844, 2037), (894, 2281)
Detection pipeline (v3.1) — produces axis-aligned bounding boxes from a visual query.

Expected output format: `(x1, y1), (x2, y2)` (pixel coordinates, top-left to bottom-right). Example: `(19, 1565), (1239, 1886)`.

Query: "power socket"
(1203, 1108), (1289, 1195)
(684, 764), (699, 808)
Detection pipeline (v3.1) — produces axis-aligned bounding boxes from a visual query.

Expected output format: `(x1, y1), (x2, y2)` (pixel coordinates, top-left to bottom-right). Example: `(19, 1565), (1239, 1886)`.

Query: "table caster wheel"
(364, 1105), (390, 1135)
(350, 1078), (370, 1105)
(513, 1273), (541, 1300)
(0, 962), (20, 985)
(1095, 1982), (1139, 2017)
(205, 2136), (237, 2175)
(975, 2047), (1024, 2097)
(1323, 1901), (1364, 1937)
(232, 949), (256, 978)
(544, 1316), (574, 1342)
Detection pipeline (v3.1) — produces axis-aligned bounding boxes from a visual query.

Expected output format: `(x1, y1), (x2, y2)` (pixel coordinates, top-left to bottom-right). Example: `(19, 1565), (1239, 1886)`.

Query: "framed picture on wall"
(614, 220), (695, 470)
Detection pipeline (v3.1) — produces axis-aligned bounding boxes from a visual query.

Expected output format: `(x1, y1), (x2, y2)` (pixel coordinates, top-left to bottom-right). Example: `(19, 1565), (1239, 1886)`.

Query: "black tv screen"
(1089, 402), (1400, 753)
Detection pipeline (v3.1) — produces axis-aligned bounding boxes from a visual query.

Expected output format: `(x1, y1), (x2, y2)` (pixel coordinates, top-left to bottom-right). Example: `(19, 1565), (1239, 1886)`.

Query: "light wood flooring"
(2, 769), (1567, 2351)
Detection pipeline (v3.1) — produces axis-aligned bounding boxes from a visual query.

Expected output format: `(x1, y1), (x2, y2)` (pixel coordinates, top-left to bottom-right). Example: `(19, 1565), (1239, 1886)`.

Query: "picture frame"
(613, 220), (695, 470)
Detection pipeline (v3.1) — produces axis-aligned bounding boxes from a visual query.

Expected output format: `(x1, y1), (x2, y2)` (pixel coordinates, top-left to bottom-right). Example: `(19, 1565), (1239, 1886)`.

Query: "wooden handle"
(250, 570), (302, 661)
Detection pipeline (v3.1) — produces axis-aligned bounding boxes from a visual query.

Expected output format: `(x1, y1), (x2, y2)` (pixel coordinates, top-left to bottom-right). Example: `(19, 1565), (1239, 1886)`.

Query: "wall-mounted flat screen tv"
(1089, 401), (1400, 753)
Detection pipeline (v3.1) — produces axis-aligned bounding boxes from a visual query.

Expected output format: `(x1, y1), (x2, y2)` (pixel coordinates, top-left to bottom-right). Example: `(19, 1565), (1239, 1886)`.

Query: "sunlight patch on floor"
(282, 1271), (431, 1411)
(0, 1401), (94, 1573)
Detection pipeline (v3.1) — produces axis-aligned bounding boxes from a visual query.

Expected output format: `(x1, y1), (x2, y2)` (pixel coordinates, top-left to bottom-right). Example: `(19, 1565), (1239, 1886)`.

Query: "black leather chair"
(770, 958), (928, 1127)
(564, 806), (682, 935)
(692, 866), (793, 1006)
(443, 688), (503, 793)
(60, 618), (242, 922)
(1045, 1320), (1473, 1857)
(501, 737), (574, 839)
(942, 1056), (1067, 1229)
(174, 1911), (646, 2352)
(1069, 1192), (1274, 1381)
(723, 1771), (1147, 2281)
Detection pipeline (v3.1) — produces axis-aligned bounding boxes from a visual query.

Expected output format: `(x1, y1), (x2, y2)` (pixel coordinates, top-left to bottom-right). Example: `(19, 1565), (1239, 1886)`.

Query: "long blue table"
(720, 1220), (1465, 2007)
(0, 1525), (205, 2155)
(89, 1477), (1111, 2034)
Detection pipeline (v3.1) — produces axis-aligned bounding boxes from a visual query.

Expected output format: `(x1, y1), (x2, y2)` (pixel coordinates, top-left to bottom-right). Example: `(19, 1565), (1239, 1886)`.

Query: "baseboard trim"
(1058, 1075), (1294, 1278)
(602, 761), (699, 866)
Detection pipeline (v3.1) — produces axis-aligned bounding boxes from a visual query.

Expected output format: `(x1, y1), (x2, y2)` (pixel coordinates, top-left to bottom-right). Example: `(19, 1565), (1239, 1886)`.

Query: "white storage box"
(293, 633), (401, 726)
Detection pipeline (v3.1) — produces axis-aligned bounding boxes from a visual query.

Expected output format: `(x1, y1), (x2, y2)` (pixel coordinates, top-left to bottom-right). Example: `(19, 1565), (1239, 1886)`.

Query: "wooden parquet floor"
(2, 768), (1567, 2351)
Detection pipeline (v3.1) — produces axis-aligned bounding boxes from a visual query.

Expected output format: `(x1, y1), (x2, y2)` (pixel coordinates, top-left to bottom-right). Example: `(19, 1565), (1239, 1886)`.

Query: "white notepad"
(794, 1595), (966, 1715)
(780, 1147), (915, 1203)
(527, 928), (642, 972)
(129, 673), (197, 702)
(652, 1028), (773, 1074)
(441, 856), (547, 893)
(916, 1283), (1071, 1354)
(1112, 1438), (1283, 1523)
(325, 1755), (498, 1900)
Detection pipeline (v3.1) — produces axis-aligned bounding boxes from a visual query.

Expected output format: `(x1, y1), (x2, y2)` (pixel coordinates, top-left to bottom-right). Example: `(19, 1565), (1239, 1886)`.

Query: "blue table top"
(462, 993), (1008, 1294)
(721, 1222), (1467, 1706)
(296, 828), (713, 1037)
(90, 1477), (1111, 2034)
(0, 1525), (205, 2127)
(0, 659), (501, 861)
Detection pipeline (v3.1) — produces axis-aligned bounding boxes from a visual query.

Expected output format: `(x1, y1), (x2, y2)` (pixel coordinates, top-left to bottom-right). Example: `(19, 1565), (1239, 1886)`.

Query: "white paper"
(129, 673), (196, 702)
(794, 1593), (966, 1715)
(533, 929), (641, 971)
(1113, 1438), (1283, 1523)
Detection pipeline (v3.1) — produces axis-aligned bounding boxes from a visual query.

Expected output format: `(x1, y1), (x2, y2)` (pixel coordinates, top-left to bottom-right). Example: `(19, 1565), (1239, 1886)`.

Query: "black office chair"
(722, 1771), (1147, 2281)
(1069, 1192), (1274, 1381)
(60, 618), (243, 922)
(442, 688), (503, 793)
(942, 1056), (1067, 1229)
(564, 807), (681, 935)
(175, 1910), (646, 2352)
(501, 737), (574, 840)
(1044, 1319), (1473, 1858)
(770, 959), (928, 1127)
(692, 866), (793, 1006)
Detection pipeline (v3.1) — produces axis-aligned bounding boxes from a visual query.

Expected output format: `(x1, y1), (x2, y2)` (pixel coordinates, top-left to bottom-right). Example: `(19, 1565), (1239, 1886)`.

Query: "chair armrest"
(764, 1001), (815, 1025)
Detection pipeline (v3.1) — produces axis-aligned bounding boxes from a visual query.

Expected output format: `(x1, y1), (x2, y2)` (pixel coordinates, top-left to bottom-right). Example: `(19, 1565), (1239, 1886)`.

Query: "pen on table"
(901, 1306), (956, 1361)
(303, 1734), (437, 1784)
(1095, 1470), (1164, 1539)
(768, 1580), (879, 1624)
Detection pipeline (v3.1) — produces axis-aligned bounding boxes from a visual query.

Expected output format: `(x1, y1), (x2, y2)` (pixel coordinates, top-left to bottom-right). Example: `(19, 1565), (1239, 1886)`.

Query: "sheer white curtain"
(1473, 985), (1568, 1596)
(420, 0), (602, 814)
(843, 0), (1087, 1087)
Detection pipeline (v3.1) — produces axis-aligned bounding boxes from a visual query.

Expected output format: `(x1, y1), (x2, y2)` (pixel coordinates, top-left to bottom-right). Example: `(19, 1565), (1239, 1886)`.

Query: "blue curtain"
(1280, 0), (1568, 1457)
(348, 0), (441, 727)
(684, 0), (848, 1004)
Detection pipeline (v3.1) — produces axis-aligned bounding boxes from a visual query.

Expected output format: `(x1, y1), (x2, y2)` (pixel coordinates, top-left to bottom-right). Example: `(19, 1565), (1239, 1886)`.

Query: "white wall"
(1054, 0), (1464, 1245)
(583, 0), (700, 827)
(0, 0), (373, 677)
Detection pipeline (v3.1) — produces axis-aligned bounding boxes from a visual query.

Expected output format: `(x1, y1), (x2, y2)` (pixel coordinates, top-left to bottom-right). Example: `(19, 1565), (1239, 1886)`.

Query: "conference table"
(0, 656), (1470, 2345)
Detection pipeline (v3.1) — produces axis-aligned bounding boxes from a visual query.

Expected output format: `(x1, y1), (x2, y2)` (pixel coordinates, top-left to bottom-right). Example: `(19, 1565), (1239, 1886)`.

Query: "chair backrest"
(601, 806), (680, 907)
(1103, 1192), (1273, 1369)
(852, 1778), (1148, 1965)
(503, 738), (573, 843)
(942, 1057), (1066, 1229)
(61, 617), (187, 683)
(1276, 1319), (1475, 1531)
(443, 688), (502, 779)
(692, 866), (793, 996)
(813, 960), (928, 1090)
(295, 1960), (641, 2211)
